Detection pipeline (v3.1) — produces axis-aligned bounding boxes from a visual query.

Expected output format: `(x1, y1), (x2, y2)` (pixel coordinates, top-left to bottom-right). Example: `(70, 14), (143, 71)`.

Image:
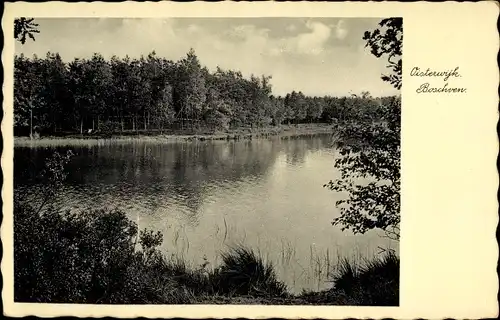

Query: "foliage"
(324, 17), (402, 241)
(99, 120), (120, 137)
(330, 251), (399, 306)
(14, 48), (396, 136)
(363, 18), (403, 90)
(175, 48), (207, 124)
(204, 88), (232, 131)
(14, 18), (39, 44)
(15, 150), (75, 214)
(325, 96), (400, 240)
(15, 204), (135, 303)
(14, 54), (42, 127)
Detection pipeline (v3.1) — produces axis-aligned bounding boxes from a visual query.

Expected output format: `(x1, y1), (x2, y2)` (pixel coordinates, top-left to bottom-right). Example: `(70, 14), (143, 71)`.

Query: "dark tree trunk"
(30, 109), (33, 139)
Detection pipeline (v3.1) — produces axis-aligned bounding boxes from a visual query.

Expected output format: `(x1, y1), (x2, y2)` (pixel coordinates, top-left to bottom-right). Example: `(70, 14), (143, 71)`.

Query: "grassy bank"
(14, 124), (335, 147)
(14, 201), (399, 305)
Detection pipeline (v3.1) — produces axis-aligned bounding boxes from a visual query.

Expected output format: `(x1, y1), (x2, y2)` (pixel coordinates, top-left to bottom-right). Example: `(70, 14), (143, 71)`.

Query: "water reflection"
(14, 135), (397, 293)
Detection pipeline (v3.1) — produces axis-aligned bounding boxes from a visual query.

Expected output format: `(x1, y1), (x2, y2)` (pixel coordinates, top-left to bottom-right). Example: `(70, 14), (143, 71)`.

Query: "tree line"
(15, 48), (398, 136)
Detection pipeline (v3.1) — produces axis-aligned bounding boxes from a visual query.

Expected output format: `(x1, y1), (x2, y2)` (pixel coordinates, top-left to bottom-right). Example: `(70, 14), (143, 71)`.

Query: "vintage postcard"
(2, 1), (498, 319)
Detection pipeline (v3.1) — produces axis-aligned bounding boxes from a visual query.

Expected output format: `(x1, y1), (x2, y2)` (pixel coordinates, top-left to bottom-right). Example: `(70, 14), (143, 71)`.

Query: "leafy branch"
(363, 18), (403, 90)
(14, 18), (39, 44)
(325, 96), (401, 240)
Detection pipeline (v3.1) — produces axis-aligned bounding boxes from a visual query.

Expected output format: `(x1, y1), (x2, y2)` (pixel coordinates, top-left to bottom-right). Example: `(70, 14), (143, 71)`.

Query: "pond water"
(14, 135), (397, 293)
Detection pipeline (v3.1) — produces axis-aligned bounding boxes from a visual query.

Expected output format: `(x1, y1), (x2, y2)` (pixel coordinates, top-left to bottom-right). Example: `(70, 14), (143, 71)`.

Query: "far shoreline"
(14, 123), (337, 147)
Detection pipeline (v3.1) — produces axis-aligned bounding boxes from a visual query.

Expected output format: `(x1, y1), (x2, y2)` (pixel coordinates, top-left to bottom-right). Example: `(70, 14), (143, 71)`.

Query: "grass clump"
(296, 252), (399, 306)
(213, 246), (288, 298)
(329, 251), (399, 306)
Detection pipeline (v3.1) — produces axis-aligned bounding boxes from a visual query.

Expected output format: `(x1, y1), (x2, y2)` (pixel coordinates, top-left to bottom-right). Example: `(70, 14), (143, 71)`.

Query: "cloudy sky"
(15, 18), (400, 97)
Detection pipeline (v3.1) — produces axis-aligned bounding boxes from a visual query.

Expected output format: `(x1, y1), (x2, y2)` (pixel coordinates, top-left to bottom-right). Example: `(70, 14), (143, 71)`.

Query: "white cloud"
(278, 20), (331, 56)
(332, 20), (348, 40)
(187, 24), (201, 34)
(298, 21), (331, 54)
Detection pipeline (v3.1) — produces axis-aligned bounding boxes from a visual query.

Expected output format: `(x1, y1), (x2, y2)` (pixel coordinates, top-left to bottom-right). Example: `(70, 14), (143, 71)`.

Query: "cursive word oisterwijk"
(410, 66), (461, 82)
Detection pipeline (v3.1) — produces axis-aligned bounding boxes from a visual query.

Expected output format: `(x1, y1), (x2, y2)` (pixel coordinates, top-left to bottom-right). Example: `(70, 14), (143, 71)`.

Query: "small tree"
(325, 18), (402, 241)
(325, 97), (400, 240)
(30, 150), (75, 214)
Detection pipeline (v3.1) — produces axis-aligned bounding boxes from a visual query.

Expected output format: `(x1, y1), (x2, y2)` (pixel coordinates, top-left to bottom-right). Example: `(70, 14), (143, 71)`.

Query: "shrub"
(99, 120), (120, 137)
(13, 201), (174, 303)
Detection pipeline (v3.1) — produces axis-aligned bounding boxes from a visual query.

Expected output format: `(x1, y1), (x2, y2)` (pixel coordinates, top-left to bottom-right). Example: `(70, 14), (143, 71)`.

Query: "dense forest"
(14, 49), (398, 137)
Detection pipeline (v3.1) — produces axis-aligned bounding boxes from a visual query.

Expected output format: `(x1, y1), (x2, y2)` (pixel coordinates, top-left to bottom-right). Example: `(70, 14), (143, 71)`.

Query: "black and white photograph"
(12, 16), (402, 306)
